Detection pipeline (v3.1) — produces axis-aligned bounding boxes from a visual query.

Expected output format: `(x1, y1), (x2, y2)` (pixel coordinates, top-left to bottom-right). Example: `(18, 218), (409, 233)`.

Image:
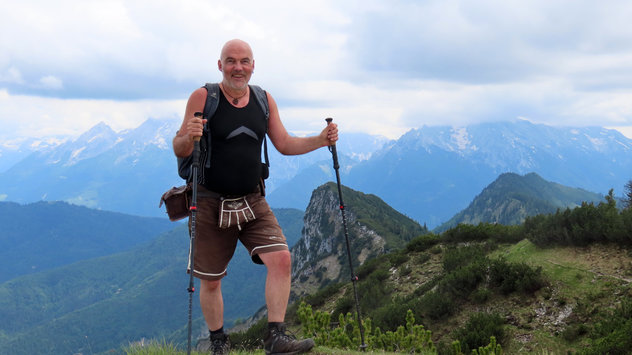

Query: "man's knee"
(261, 250), (292, 271)
(200, 279), (222, 293)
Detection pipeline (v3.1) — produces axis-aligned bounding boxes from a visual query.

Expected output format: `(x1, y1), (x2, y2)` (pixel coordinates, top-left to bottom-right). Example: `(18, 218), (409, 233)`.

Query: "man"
(172, 39), (338, 355)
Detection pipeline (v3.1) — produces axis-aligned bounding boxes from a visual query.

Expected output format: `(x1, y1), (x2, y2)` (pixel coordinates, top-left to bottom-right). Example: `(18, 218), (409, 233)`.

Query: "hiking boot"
(209, 332), (231, 355)
(264, 324), (315, 355)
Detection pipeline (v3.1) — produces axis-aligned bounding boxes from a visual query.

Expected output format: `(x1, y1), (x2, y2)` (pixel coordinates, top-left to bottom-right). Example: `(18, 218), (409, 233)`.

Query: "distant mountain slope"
(0, 119), (184, 215)
(436, 172), (605, 232)
(0, 136), (64, 173)
(0, 206), (304, 355)
(0, 225), (194, 355)
(0, 200), (174, 282)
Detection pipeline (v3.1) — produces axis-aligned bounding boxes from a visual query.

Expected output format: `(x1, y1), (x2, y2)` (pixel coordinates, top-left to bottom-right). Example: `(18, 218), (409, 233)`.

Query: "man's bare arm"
(173, 88), (207, 158)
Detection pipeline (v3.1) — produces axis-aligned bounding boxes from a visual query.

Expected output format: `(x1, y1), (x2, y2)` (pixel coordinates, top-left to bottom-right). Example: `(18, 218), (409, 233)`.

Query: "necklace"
(221, 85), (248, 105)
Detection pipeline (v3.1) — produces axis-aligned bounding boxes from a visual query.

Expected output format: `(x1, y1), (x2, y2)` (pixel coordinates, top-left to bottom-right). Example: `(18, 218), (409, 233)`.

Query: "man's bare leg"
(259, 250), (292, 322)
(199, 279), (224, 331)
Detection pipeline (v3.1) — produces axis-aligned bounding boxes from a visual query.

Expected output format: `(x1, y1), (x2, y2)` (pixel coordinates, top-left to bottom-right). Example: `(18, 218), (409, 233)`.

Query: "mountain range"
(0, 118), (387, 215)
(1, 119), (630, 228)
(338, 121), (632, 227)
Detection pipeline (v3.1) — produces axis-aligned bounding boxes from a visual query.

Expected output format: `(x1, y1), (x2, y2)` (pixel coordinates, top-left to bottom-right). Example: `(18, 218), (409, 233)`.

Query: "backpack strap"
(202, 83), (221, 169)
(250, 85), (270, 168)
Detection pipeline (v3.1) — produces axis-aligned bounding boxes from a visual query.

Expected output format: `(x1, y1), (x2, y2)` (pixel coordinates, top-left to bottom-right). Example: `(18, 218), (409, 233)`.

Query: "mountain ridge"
(436, 172), (605, 231)
(2, 119), (630, 228)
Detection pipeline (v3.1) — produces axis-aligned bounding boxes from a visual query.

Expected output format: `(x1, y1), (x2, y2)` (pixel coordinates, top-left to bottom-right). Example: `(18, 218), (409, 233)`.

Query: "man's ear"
(218, 59), (222, 71)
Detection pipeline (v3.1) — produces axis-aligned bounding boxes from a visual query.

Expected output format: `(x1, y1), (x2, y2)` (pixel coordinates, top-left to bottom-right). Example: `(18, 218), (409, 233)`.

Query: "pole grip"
(325, 118), (339, 169)
(191, 112), (203, 170)
(193, 112), (203, 142)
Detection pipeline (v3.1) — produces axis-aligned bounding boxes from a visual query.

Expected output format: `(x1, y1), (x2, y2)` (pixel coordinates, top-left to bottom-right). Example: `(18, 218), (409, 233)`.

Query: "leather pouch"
(159, 185), (191, 221)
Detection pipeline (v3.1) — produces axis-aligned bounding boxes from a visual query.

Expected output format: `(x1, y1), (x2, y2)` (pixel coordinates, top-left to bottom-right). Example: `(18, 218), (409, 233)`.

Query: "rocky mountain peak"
(290, 182), (426, 296)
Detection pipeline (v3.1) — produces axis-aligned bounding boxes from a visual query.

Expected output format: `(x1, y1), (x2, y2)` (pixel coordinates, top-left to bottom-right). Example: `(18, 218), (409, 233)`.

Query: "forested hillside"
(0, 200), (174, 282)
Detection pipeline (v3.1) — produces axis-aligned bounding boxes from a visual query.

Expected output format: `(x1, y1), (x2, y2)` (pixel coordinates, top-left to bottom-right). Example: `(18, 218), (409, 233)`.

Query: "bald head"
(220, 39), (253, 61)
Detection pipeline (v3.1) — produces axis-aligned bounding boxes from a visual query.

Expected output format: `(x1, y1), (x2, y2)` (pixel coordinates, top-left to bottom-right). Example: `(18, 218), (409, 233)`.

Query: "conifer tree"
(624, 180), (632, 209)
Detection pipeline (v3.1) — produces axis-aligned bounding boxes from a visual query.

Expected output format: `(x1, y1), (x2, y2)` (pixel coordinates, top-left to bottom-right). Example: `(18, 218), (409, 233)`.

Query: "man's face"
(218, 42), (254, 91)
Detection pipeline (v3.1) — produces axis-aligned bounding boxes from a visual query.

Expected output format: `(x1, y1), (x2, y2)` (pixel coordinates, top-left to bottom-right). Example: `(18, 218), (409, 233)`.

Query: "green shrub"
(413, 276), (441, 297)
(525, 190), (631, 247)
(561, 323), (588, 342)
(488, 258), (545, 295)
(438, 261), (486, 298)
(443, 223), (522, 244)
(418, 291), (455, 320)
(442, 245), (486, 273)
(389, 251), (410, 267)
(298, 302), (435, 353)
(415, 252), (431, 265)
(355, 255), (388, 280)
(580, 299), (632, 355)
(370, 299), (411, 332)
(332, 294), (354, 318)
(452, 312), (505, 354)
(304, 282), (343, 308)
(406, 233), (441, 252)
(471, 288), (492, 304)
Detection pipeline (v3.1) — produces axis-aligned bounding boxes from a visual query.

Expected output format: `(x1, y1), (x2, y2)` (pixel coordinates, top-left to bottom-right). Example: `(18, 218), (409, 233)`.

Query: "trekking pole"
(186, 111), (203, 355)
(325, 118), (367, 351)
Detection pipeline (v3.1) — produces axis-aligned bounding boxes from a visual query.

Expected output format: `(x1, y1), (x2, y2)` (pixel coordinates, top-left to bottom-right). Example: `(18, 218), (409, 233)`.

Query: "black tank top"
(203, 89), (266, 195)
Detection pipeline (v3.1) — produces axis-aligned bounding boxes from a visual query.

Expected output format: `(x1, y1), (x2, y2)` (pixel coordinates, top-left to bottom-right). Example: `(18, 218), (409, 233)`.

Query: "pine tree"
(623, 180), (632, 210)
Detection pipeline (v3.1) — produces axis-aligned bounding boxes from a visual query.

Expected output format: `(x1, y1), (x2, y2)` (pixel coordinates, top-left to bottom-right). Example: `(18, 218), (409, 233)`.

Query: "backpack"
(176, 83), (270, 184)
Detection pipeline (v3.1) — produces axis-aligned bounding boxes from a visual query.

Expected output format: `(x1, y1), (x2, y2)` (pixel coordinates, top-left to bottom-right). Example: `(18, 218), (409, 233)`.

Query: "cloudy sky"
(2, 0), (632, 141)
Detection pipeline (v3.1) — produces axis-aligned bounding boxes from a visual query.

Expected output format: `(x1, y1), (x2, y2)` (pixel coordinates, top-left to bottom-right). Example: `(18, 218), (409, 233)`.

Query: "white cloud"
(0, 67), (23, 84)
(39, 75), (63, 90)
(0, 90), (184, 139)
(0, 0), (632, 142)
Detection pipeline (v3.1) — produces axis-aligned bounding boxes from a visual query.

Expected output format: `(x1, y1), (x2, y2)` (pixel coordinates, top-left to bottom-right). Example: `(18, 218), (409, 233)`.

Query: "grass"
(484, 239), (631, 353)
(496, 239), (629, 298)
(124, 343), (406, 355)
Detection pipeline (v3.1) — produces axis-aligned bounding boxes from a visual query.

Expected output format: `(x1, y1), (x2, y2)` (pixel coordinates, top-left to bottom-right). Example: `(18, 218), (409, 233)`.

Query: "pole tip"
(325, 117), (333, 124)
(194, 112), (203, 118)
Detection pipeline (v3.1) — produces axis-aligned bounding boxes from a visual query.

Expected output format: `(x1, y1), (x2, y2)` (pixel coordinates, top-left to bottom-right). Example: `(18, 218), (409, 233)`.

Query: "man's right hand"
(186, 115), (207, 142)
